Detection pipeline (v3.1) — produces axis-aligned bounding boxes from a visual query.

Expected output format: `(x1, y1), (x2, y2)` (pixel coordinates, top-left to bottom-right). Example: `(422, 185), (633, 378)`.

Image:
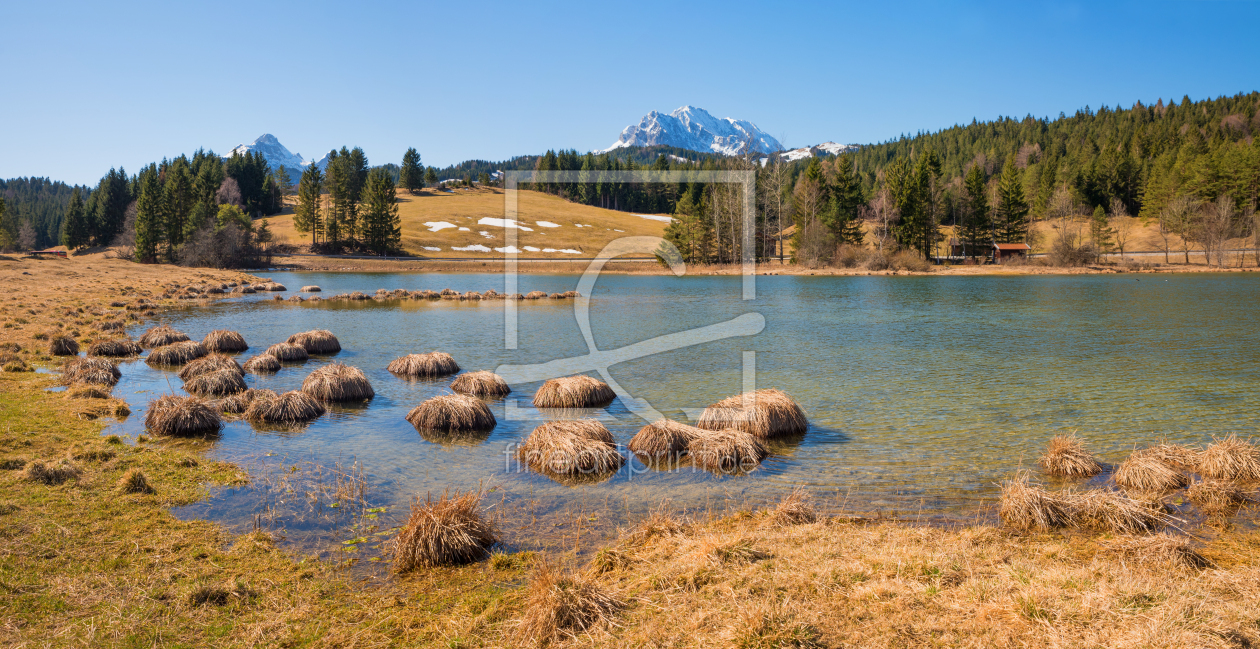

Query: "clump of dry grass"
(1196, 435), (1260, 480)
(24, 458), (83, 485)
(144, 394), (223, 437)
(61, 357), (121, 386)
(183, 369), (247, 398)
(518, 562), (623, 645)
(688, 428), (768, 474)
(998, 472), (1072, 531)
(518, 420), (624, 477)
(67, 384), (111, 399)
(177, 354), (244, 380)
(242, 354), (281, 374)
(768, 487), (818, 526)
(244, 390), (326, 423)
(87, 338), (142, 357)
(1067, 489), (1170, 534)
(1187, 479), (1255, 517)
(117, 468), (155, 494)
(146, 341), (208, 367)
(533, 375), (616, 409)
(1036, 433), (1103, 478)
(525, 290), (547, 299)
(286, 329), (341, 354)
(450, 371), (511, 397)
(300, 285), (321, 292)
(695, 389), (808, 439)
(49, 334), (79, 356)
(387, 351), (460, 378)
(1108, 533), (1212, 570)
(460, 291), (482, 301)
(391, 490), (498, 571)
(405, 394), (496, 432)
(301, 363), (375, 402)
(628, 419), (699, 463)
(1141, 442), (1200, 469)
(733, 605), (824, 649)
(219, 388), (278, 414)
(264, 342), (309, 362)
(202, 330), (248, 353)
(1114, 450), (1188, 492)
(138, 325), (190, 348)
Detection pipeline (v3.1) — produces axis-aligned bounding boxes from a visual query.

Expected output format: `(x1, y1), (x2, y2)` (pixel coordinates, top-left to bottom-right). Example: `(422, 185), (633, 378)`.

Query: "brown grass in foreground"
(1197, 435), (1260, 480)
(391, 490), (498, 572)
(518, 561), (623, 646)
(1037, 433), (1103, 477)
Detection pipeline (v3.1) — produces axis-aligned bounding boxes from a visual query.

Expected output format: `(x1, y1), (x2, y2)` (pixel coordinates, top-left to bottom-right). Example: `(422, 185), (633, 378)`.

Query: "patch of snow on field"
(541, 248), (583, 254)
(477, 217), (534, 231)
(424, 221), (456, 232)
(479, 231), (494, 239)
(423, 246), (441, 251)
(635, 214), (674, 223)
(536, 221), (560, 228)
(614, 229), (624, 232)
(458, 227), (470, 231)
(574, 223), (592, 228)
(452, 244), (491, 252)
(495, 246), (522, 254)
(523, 246), (540, 252)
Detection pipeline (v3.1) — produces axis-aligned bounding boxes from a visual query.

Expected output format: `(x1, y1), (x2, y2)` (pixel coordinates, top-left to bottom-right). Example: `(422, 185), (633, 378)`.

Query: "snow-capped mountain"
(599, 106), (783, 156)
(779, 141), (858, 162)
(229, 134), (321, 179)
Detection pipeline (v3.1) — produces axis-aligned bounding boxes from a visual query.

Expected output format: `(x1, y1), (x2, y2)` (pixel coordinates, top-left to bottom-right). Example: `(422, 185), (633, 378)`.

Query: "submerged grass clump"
(1187, 479), (1254, 517)
(391, 490), (498, 571)
(1196, 435), (1260, 480)
(301, 363), (374, 402)
(405, 394), (496, 433)
(518, 420), (623, 477)
(286, 329), (341, 354)
(628, 419), (699, 463)
(532, 375), (616, 409)
(244, 390), (326, 423)
(219, 388), (278, 415)
(1037, 433), (1103, 478)
(144, 394), (222, 437)
(202, 330), (248, 353)
(449, 371), (510, 397)
(264, 343), (309, 362)
(1067, 489), (1170, 535)
(183, 369), (247, 398)
(1114, 450), (1188, 492)
(146, 341), (208, 367)
(177, 354), (243, 381)
(695, 389), (808, 439)
(242, 354), (281, 374)
(688, 428), (768, 474)
(387, 351), (460, 378)
(138, 325), (190, 348)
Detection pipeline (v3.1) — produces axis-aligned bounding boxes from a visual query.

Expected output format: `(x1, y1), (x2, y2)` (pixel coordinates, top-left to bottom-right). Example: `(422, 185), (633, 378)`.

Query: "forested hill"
(0, 177), (87, 249)
(844, 91), (1260, 219)
(435, 145), (720, 181)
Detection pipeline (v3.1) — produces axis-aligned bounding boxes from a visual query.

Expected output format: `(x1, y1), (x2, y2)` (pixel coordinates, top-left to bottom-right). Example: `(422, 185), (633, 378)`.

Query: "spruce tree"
(995, 161), (1029, 242)
(424, 167), (437, 187)
(294, 164), (324, 246)
(830, 156), (865, 246)
(164, 160), (194, 255)
(399, 148), (423, 194)
(133, 167), (165, 263)
(322, 150), (344, 243)
(61, 188), (90, 250)
(185, 202), (215, 240)
(359, 168), (400, 255)
(961, 164), (991, 257)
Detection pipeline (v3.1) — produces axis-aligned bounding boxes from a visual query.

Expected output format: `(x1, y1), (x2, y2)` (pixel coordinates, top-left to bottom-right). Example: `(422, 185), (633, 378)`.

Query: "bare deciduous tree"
(216, 177), (243, 208)
(1109, 198), (1135, 259)
(16, 222), (37, 251)
(866, 186), (899, 253)
(760, 157), (792, 263)
(1197, 196), (1237, 267)
(1161, 195), (1200, 265)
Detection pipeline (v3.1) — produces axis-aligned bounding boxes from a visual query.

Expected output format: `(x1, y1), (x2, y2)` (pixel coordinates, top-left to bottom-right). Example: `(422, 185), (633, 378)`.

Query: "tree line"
(291, 146), (403, 255)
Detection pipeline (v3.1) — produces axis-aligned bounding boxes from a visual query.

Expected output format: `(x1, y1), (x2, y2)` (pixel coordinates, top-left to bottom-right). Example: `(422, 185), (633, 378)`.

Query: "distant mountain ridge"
(599, 106), (784, 156)
(229, 134), (327, 179)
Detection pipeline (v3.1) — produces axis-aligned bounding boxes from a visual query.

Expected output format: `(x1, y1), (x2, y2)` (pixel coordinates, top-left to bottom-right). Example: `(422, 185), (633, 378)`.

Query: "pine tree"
(961, 164), (991, 257)
(61, 188), (91, 250)
(424, 167), (437, 187)
(399, 148), (423, 194)
(294, 164), (324, 246)
(359, 168), (400, 255)
(133, 167), (165, 263)
(1090, 204), (1114, 257)
(995, 161), (1029, 242)
(0, 197), (11, 250)
(323, 150), (345, 243)
(829, 156), (865, 246)
(185, 202), (215, 240)
(164, 159), (194, 255)
(345, 147), (369, 239)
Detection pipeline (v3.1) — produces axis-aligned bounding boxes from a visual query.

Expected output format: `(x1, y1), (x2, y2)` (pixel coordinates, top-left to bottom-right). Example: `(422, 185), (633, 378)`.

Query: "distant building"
(993, 243), (1031, 262)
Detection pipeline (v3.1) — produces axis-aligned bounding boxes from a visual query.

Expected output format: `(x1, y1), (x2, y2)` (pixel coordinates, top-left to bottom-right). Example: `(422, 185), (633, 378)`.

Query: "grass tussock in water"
(146, 341), (208, 367)
(61, 357), (121, 386)
(518, 561), (623, 646)
(405, 394), (496, 432)
(264, 342), (308, 362)
(138, 325), (189, 349)
(1067, 489), (1171, 534)
(286, 329), (341, 354)
(177, 354), (244, 381)
(1036, 433), (1102, 478)
(144, 394), (222, 437)
(242, 353), (281, 374)
(201, 330), (248, 353)
(1114, 450), (1189, 492)
(999, 472), (1073, 531)
(688, 428), (768, 474)
(1196, 435), (1260, 480)
(244, 390), (326, 423)
(696, 389), (808, 440)
(518, 419), (623, 477)
(87, 338), (142, 357)
(49, 335), (79, 356)
(183, 369), (246, 398)
(218, 388), (277, 415)
(628, 418), (698, 463)
(388, 351), (460, 378)
(391, 490), (498, 571)
(301, 363), (374, 402)
(532, 375), (615, 409)
(449, 370), (510, 397)
(1188, 479), (1255, 517)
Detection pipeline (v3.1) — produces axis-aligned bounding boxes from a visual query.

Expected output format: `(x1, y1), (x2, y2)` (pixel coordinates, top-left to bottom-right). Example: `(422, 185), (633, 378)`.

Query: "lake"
(100, 271), (1260, 558)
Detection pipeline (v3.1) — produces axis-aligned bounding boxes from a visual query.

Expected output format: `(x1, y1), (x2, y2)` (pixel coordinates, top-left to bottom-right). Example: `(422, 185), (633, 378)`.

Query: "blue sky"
(3, 0), (1258, 185)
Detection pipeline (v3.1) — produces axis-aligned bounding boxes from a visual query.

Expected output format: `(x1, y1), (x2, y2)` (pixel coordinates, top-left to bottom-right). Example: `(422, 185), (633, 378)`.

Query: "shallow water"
(100, 271), (1260, 558)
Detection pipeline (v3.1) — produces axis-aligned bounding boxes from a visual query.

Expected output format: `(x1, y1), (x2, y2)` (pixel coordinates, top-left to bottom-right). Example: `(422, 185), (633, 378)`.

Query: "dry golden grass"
(116, 467), (155, 494)
(518, 561), (623, 646)
(264, 342), (309, 362)
(301, 363), (374, 402)
(67, 384), (111, 399)
(183, 368), (247, 398)
(144, 394), (222, 437)
(286, 329), (341, 354)
(218, 388), (277, 415)
(518, 419), (623, 478)
(244, 390), (326, 423)
(695, 389), (808, 439)
(999, 472), (1073, 531)
(242, 353), (281, 374)
(138, 325), (190, 348)
(628, 418), (699, 463)
(1067, 489), (1171, 534)
(391, 490), (498, 571)
(388, 351), (460, 378)
(688, 428), (768, 474)
(177, 353), (244, 381)
(450, 370), (511, 397)
(1107, 533), (1213, 570)
(86, 338), (142, 357)
(767, 487), (818, 526)
(1037, 433), (1103, 477)
(202, 329), (248, 353)
(300, 285), (321, 292)
(1188, 479), (1255, 517)
(405, 394), (496, 433)
(146, 341), (208, 366)
(23, 457), (83, 485)
(1197, 435), (1260, 480)
(48, 334), (79, 356)
(1114, 450), (1188, 492)
(1142, 442), (1201, 469)
(61, 357), (121, 386)
(532, 375), (616, 409)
